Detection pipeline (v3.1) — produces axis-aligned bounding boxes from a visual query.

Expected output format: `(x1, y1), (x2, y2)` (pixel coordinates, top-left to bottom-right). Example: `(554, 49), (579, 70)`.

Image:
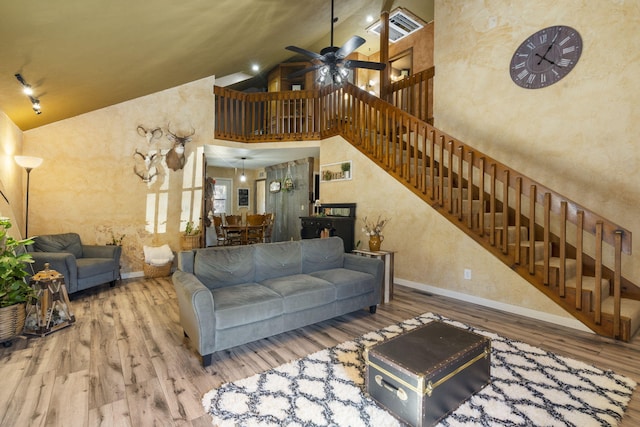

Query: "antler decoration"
(133, 149), (160, 183)
(133, 124), (164, 183)
(136, 125), (163, 144)
(165, 123), (195, 171)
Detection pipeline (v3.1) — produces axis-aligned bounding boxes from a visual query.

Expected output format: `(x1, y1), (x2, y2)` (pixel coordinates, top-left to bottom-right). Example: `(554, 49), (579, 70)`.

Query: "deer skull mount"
(133, 149), (160, 183)
(136, 125), (163, 144)
(133, 124), (164, 184)
(165, 124), (195, 171)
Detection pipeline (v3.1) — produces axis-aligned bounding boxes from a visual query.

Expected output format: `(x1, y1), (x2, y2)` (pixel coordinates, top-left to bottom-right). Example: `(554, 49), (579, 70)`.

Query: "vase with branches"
(362, 216), (389, 251)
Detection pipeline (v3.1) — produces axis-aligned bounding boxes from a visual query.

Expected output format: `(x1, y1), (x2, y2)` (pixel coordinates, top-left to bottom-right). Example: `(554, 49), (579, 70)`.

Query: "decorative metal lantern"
(24, 263), (75, 336)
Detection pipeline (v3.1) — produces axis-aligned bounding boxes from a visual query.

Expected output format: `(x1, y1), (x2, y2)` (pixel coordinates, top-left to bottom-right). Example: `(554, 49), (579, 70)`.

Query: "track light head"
(15, 73), (42, 115)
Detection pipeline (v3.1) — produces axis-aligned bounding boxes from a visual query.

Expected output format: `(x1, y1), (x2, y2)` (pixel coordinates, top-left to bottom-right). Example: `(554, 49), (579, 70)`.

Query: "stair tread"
(564, 275), (610, 292)
(601, 297), (640, 338)
(601, 297), (640, 316)
(509, 240), (545, 248)
(535, 257), (578, 268)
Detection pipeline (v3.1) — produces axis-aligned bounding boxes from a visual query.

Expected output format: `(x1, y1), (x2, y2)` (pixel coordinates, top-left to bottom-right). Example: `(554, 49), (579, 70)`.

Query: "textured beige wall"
(0, 110), (25, 239)
(320, 136), (572, 321)
(20, 76), (215, 274)
(433, 0), (640, 285)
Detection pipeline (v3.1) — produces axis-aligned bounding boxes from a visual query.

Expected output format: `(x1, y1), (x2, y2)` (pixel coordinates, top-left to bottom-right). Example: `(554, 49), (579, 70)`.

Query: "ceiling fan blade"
(344, 59), (387, 71)
(335, 35), (366, 58)
(287, 64), (324, 79)
(285, 45), (324, 60)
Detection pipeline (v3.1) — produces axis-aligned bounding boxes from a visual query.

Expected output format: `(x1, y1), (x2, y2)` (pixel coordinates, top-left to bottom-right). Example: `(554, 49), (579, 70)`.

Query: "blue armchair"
(28, 233), (121, 294)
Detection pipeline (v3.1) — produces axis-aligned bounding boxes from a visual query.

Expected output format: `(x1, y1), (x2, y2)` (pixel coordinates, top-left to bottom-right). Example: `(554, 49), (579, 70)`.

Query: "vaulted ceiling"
(0, 0), (433, 131)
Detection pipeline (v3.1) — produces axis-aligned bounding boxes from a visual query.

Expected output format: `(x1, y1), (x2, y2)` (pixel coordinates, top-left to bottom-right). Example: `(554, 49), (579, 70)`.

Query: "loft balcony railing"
(213, 69), (637, 341)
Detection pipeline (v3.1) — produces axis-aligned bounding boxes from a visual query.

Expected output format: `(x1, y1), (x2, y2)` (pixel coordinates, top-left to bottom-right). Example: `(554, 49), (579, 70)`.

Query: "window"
(213, 178), (232, 214)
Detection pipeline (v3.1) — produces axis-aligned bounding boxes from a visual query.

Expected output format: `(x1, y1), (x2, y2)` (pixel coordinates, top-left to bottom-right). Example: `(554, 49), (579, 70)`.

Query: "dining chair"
(212, 215), (227, 246)
(263, 213), (275, 243)
(245, 214), (265, 244)
(223, 214), (243, 245)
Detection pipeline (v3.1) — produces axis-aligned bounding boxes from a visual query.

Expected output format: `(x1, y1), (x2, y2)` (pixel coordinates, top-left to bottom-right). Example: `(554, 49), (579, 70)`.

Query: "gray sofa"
(173, 237), (383, 366)
(28, 233), (122, 294)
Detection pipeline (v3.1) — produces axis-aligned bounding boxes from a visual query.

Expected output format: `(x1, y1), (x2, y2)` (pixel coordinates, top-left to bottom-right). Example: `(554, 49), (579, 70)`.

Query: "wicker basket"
(0, 303), (26, 344)
(143, 261), (172, 278)
(181, 234), (202, 250)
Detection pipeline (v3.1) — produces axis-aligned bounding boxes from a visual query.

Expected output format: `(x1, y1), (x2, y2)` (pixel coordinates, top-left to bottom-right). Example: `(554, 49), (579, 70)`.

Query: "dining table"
(222, 224), (265, 245)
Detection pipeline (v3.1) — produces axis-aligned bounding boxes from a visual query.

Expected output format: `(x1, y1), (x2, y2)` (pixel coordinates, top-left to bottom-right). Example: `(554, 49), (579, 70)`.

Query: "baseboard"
(395, 278), (593, 334)
(122, 271), (145, 279)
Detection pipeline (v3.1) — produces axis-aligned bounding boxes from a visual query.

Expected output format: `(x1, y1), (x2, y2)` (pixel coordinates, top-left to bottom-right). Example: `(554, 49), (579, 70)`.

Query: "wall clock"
(509, 25), (582, 89)
(269, 180), (281, 193)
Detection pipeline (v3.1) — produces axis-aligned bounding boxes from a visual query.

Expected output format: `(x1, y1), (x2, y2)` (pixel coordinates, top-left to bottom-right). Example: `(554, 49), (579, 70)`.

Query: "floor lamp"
(14, 156), (43, 238)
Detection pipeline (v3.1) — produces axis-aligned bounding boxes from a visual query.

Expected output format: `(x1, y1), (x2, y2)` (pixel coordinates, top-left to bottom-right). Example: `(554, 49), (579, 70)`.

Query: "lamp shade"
(15, 156), (43, 170)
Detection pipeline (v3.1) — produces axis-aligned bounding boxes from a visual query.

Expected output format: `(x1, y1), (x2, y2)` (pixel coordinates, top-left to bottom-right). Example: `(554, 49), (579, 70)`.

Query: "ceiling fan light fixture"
(285, 0), (386, 87)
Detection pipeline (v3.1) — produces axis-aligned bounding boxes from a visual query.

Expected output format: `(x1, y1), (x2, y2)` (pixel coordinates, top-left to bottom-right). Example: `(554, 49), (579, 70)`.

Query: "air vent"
(367, 8), (425, 43)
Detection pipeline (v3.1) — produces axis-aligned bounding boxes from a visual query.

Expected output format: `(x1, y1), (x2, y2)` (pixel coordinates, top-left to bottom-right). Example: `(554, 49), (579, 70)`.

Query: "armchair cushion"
(76, 258), (118, 279)
(32, 233), (83, 258)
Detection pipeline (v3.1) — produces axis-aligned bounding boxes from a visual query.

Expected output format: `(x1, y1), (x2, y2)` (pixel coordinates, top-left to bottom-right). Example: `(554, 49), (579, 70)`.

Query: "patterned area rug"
(203, 313), (636, 426)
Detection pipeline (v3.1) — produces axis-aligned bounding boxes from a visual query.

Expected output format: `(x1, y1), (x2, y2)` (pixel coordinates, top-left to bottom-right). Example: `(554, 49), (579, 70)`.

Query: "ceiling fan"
(285, 0), (386, 85)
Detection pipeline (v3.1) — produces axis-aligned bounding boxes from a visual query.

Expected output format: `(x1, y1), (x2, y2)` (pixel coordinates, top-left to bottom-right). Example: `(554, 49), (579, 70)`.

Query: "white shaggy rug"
(203, 313), (636, 426)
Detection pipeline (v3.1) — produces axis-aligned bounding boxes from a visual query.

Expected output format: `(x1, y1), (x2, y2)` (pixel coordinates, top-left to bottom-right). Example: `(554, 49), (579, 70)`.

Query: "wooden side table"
(352, 249), (395, 304)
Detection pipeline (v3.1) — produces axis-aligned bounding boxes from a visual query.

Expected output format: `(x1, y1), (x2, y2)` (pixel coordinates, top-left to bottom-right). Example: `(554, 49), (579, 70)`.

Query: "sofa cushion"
(33, 233), (83, 259)
(212, 283), (283, 329)
(195, 246), (255, 289)
(310, 268), (376, 300)
(254, 241), (302, 282)
(76, 258), (117, 279)
(301, 237), (344, 273)
(261, 274), (335, 313)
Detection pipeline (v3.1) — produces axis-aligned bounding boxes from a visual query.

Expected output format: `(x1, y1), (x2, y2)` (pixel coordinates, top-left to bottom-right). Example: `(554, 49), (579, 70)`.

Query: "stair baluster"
(576, 211), (584, 310)
(528, 185), (537, 274)
(514, 178), (523, 265)
(559, 201), (568, 297)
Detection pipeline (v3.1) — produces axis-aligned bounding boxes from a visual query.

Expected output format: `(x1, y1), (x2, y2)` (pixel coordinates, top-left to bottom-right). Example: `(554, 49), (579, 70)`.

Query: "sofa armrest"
(177, 250), (195, 274)
(343, 253), (384, 303)
(29, 252), (78, 293)
(172, 270), (216, 358)
(82, 244), (122, 262)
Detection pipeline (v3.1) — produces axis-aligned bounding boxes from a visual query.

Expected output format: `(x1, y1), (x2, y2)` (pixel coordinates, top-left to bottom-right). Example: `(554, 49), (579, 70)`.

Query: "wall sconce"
(15, 155), (43, 237)
(15, 73), (42, 115)
(240, 157), (247, 182)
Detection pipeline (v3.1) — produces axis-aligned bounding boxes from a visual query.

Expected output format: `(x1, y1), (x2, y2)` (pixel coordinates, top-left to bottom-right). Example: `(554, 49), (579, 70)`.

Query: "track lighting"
(15, 73), (42, 115)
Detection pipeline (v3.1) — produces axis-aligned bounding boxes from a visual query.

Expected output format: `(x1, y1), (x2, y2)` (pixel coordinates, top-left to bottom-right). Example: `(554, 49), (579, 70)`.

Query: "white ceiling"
(204, 142), (321, 170)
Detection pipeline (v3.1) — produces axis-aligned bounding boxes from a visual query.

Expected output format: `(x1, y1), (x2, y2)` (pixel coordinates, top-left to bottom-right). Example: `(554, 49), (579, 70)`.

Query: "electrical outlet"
(301, 205), (305, 211)
(464, 269), (472, 280)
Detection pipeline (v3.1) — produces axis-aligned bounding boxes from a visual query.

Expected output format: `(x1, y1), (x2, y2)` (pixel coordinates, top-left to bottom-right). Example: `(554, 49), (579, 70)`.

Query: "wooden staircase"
(213, 72), (640, 341)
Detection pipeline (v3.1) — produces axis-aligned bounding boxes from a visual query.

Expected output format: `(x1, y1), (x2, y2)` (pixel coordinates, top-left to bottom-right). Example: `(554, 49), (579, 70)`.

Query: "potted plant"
(0, 218), (35, 346)
(181, 220), (202, 250)
(341, 162), (351, 179)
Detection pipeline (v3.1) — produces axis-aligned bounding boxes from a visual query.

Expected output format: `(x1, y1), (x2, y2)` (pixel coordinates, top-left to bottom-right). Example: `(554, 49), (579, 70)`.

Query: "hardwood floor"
(1, 276), (638, 426)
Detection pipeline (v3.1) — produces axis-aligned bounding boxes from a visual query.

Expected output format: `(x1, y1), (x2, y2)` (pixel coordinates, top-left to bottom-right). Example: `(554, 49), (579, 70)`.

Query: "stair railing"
(214, 87), (322, 142)
(213, 80), (634, 340)
(384, 67), (435, 124)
